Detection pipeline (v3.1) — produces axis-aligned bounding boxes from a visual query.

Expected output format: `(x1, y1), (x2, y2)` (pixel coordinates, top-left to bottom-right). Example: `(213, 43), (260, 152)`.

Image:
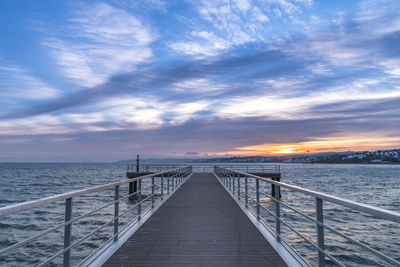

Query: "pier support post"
(63, 198), (72, 267)
(245, 177), (248, 208)
(237, 173), (240, 200)
(138, 180), (142, 221)
(151, 176), (155, 209)
(271, 176), (281, 198)
(172, 172), (175, 190)
(256, 179), (260, 220)
(316, 198), (325, 267)
(275, 185), (281, 241)
(167, 173), (170, 195)
(129, 155), (139, 197)
(233, 172), (236, 194)
(129, 180), (137, 196)
(161, 175), (164, 199)
(114, 186), (119, 242)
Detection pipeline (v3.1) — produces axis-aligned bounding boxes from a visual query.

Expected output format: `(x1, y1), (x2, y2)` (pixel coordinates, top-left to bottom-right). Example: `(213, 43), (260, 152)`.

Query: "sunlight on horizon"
(217, 136), (400, 156)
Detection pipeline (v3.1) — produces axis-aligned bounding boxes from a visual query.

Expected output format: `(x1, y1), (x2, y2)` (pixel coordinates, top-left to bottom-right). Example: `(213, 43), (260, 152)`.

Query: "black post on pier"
(248, 169), (281, 198)
(271, 177), (281, 198)
(129, 155), (139, 196)
(136, 155), (139, 172)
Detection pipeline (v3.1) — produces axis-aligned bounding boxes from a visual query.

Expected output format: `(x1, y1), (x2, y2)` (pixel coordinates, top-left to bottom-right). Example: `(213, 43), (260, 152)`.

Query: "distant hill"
(117, 148), (400, 164)
(190, 148), (400, 164)
(116, 158), (195, 164)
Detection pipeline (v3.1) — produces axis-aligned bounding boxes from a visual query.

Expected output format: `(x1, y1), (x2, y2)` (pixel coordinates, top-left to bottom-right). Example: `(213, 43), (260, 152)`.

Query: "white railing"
(127, 164), (185, 173)
(214, 166), (400, 267)
(127, 164), (280, 174)
(0, 166), (192, 266)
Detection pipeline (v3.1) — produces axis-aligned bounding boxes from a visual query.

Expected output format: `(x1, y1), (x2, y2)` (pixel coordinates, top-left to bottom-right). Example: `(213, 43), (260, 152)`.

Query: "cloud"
(170, 0), (310, 58)
(2, 0), (400, 161)
(1, 107), (398, 160)
(171, 78), (229, 93)
(280, 0), (400, 77)
(0, 64), (60, 102)
(0, 47), (295, 119)
(44, 3), (155, 87)
(2, 24), (400, 124)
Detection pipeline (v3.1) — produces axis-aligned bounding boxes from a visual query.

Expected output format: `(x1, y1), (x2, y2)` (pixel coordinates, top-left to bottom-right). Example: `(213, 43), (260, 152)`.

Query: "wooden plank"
(103, 173), (287, 267)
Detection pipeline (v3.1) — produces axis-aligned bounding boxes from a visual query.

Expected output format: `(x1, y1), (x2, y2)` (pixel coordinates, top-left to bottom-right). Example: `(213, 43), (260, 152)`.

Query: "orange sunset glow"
(217, 136), (400, 156)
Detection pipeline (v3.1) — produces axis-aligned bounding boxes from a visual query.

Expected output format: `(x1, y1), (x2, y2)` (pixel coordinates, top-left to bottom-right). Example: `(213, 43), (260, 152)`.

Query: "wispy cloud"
(1, 0), (400, 160)
(44, 3), (155, 87)
(0, 64), (59, 100)
(169, 0), (314, 58)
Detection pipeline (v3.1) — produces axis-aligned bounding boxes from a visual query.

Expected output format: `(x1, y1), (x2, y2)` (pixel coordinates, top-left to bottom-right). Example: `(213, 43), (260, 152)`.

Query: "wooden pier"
(104, 173), (287, 266)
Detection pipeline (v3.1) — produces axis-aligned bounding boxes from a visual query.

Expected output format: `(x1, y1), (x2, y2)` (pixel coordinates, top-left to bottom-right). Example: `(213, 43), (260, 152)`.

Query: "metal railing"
(127, 164), (184, 173)
(0, 166), (192, 266)
(216, 164), (280, 173)
(214, 166), (400, 267)
(127, 164), (280, 173)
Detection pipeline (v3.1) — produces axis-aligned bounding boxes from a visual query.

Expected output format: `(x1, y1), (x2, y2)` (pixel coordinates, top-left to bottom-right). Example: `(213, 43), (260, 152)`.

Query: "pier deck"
(104, 173), (287, 266)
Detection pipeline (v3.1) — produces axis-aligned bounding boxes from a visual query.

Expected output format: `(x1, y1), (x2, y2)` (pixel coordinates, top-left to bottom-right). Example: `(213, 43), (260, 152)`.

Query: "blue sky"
(0, 0), (399, 161)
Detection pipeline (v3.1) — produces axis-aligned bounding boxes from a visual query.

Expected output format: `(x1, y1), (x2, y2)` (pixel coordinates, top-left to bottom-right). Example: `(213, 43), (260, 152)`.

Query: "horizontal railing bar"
(219, 170), (400, 266)
(0, 182), (161, 256)
(250, 183), (400, 266)
(218, 168), (400, 223)
(0, 167), (190, 217)
(41, 172), (190, 266)
(221, 178), (344, 267)
(38, 194), (154, 266)
(276, 197), (400, 265)
(216, 168), (400, 266)
(76, 213), (141, 267)
(76, 180), (184, 267)
(220, 175), (345, 267)
(256, 205), (345, 267)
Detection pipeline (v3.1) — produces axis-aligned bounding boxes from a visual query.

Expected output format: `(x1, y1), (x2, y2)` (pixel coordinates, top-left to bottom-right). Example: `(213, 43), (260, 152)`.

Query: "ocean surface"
(0, 163), (399, 266)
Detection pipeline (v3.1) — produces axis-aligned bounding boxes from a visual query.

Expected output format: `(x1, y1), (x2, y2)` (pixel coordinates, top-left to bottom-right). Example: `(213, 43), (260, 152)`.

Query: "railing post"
(316, 198), (325, 267)
(245, 176), (248, 208)
(233, 172), (235, 194)
(161, 174), (164, 199)
(275, 185), (281, 241)
(172, 172), (175, 190)
(167, 173), (170, 195)
(63, 197), (72, 267)
(237, 173), (240, 200)
(138, 180), (142, 221)
(151, 176), (155, 209)
(114, 186), (119, 242)
(256, 179), (260, 220)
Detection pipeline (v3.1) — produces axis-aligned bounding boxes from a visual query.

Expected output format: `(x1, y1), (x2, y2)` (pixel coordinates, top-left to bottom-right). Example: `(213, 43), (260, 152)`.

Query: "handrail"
(214, 166), (400, 267)
(0, 167), (184, 217)
(215, 164), (280, 173)
(0, 166), (192, 267)
(127, 164), (280, 173)
(127, 164), (184, 172)
(225, 168), (400, 223)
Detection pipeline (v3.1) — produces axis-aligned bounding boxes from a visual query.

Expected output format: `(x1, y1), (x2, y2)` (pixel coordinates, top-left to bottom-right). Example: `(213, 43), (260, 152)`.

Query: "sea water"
(0, 163), (399, 266)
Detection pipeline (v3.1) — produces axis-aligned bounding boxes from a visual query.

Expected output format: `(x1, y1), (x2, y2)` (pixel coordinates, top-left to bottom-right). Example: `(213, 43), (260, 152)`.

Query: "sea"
(0, 163), (399, 266)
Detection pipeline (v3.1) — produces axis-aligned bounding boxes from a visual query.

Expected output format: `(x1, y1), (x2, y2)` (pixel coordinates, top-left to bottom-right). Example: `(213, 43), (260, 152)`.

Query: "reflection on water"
(0, 163), (399, 266)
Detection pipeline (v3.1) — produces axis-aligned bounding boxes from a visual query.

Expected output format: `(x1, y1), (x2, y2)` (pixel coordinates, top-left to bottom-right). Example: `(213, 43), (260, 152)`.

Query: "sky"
(0, 0), (399, 161)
